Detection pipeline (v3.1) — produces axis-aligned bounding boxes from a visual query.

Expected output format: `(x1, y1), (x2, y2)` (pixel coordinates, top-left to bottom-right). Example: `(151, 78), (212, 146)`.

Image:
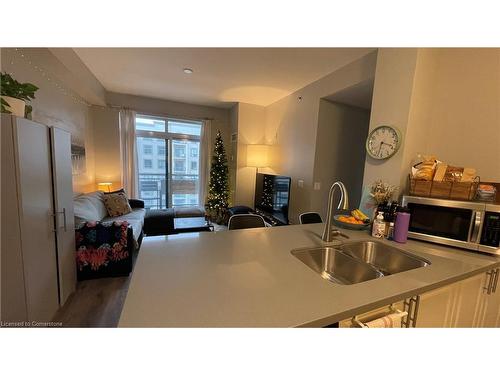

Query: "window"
(136, 115), (203, 209)
(136, 116), (166, 132)
(169, 120), (202, 136)
(143, 159), (153, 169)
(174, 160), (186, 173)
(173, 197), (186, 206)
(174, 145), (186, 158)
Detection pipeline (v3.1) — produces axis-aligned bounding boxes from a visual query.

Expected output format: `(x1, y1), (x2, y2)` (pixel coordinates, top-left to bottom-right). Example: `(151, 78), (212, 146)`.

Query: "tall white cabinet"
(1, 114), (76, 323)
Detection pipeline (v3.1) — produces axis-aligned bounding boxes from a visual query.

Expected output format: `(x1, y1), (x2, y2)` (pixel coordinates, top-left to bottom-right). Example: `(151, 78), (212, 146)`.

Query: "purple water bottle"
(394, 208), (411, 243)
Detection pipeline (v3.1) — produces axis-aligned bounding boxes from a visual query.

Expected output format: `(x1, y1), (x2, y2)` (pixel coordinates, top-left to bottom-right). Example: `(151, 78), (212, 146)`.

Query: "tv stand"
(254, 208), (289, 226)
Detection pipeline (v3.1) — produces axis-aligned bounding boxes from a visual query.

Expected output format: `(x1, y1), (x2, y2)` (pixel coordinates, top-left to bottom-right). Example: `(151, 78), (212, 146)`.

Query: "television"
(254, 173), (291, 224)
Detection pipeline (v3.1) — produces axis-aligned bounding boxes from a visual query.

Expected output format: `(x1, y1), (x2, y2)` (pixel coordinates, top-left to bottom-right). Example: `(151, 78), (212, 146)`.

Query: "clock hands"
(377, 141), (383, 157)
(377, 141), (395, 157)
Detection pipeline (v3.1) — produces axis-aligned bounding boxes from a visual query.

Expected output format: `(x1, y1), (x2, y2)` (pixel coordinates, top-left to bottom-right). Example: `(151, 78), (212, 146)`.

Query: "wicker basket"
(408, 175), (479, 201)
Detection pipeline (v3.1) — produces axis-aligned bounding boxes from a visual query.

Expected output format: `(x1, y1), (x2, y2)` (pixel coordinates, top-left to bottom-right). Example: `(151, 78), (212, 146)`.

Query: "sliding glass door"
(136, 135), (168, 209)
(171, 139), (200, 207)
(135, 115), (202, 210)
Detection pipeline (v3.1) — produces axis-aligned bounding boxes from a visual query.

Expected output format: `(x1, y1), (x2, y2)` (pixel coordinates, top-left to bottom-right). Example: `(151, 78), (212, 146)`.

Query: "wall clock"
(366, 125), (401, 160)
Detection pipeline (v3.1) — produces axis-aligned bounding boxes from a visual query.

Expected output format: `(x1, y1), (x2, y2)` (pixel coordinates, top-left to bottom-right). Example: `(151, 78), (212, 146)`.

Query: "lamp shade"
(97, 182), (113, 192)
(246, 144), (269, 167)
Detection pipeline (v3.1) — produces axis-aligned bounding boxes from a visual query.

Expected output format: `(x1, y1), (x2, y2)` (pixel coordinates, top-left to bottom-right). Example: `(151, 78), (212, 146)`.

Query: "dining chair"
(227, 214), (266, 230)
(299, 212), (323, 224)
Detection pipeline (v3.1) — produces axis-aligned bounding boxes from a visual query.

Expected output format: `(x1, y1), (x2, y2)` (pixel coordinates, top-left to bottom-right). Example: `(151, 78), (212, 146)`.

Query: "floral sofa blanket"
(76, 221), (136, 280)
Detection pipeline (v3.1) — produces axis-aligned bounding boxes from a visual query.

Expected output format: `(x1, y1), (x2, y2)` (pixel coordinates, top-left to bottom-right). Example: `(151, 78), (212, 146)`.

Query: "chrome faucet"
(322, 181), (349, 242)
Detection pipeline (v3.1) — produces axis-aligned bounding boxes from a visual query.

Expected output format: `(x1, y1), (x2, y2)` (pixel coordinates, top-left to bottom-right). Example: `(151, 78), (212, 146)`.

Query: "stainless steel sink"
(291, 241), (430, 285)
(337, 241), (430, 276)
(291, 247), (383, 285)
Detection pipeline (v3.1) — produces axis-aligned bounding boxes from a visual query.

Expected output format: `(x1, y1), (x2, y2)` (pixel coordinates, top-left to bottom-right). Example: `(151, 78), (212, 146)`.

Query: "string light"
(11, 48), (92, 108)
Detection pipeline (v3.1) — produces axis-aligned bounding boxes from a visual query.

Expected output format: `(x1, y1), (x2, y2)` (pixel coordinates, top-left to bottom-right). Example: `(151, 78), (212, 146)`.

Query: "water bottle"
(394, 208), (411, 243)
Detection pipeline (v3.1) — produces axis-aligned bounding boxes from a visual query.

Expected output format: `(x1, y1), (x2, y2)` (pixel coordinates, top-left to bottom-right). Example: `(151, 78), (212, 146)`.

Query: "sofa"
(73, 191), (146, 280)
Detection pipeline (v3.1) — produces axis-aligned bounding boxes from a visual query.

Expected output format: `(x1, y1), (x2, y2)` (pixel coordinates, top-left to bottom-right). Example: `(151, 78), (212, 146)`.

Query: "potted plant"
(369, 179), (398, 219)
(1, 72), (39, 118)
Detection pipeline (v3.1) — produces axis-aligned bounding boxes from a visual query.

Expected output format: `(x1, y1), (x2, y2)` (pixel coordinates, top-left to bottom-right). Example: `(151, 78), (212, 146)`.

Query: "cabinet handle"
(492, 269), (499, 294)
(51, 208), (67, 232)
(484, 270), (494, 295)
(61, 208), (67, 232)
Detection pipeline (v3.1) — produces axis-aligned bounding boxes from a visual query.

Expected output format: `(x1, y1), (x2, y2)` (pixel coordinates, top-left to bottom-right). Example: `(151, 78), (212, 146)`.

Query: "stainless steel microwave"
(402, 195), (500, 256)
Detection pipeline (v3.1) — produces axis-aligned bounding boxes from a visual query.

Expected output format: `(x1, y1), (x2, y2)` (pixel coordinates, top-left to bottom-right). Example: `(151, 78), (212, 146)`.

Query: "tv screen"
(254, 173), (291, 224)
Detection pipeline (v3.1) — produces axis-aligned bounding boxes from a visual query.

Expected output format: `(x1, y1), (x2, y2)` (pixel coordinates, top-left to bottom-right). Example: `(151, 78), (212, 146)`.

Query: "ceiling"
(74, 48), (375, 108)
(325, 78), (374, 109)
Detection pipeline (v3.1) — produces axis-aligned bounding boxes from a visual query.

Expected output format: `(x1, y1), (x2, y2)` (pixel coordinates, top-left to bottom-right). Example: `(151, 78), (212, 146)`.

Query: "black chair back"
(299, 212), (322, 224)
(228, 214), (266, 230)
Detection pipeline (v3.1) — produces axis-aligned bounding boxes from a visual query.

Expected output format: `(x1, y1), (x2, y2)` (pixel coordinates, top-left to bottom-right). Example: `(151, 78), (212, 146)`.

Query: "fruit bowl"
(333, 215), (370, 231)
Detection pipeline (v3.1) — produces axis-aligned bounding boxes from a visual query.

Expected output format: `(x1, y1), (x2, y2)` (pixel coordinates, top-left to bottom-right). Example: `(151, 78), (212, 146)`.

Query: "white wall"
(413, 49), (500, 182)
(90, 106), (121, 188)
(361, 48), (419, 191)
(264, 51), (378, 222)
(363, 48), (500, 198)
(0, 48), (104, 193)
(311, 100), (370, 219)
(233, 102), (267, 207)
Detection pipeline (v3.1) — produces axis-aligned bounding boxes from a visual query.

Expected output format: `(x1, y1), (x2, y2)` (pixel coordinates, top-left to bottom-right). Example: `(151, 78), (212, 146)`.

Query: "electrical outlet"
(298, 180), (304, 188)
(314, 182), (321, 190)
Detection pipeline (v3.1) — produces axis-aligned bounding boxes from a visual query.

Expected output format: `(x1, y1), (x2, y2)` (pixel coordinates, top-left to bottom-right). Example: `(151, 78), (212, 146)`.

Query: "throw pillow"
(103, 192), (132, 217)
(104, 188), (125, 195)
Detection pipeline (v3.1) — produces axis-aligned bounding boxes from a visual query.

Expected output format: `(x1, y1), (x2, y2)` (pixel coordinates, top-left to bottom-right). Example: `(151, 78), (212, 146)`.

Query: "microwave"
(402, 195), (500, 256)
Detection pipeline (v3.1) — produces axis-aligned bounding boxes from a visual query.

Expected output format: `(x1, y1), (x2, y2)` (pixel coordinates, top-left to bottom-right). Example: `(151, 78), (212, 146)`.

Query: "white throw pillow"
(73, 191), (108, 226)
(85, 191), (108, 220)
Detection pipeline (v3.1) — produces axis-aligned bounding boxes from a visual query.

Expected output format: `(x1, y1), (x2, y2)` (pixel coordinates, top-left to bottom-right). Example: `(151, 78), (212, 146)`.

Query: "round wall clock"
(366, 125), (401, 160)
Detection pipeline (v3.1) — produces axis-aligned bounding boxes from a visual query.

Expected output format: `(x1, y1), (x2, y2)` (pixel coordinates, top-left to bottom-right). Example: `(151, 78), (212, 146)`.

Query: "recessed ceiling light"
(183, 68), (193, 74)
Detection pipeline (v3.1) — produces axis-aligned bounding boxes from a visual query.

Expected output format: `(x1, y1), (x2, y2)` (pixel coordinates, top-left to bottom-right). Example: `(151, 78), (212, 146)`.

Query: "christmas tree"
(205, 130), (230, 224)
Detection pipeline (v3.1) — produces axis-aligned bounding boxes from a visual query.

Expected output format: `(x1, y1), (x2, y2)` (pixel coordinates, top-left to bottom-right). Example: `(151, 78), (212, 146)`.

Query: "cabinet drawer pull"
(492, 269), (499, 294)
(484, 270), (494, 295)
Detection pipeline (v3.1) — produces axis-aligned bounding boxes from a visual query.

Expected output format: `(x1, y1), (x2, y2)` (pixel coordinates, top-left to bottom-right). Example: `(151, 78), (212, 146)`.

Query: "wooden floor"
(52, 245), (141, 327)
(52, 275), (132, 327)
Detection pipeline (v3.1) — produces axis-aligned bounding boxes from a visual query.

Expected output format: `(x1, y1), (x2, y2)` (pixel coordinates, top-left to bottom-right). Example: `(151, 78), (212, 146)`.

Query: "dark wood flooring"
(52, 275), (132, 327)
(52, 248), (139, 328)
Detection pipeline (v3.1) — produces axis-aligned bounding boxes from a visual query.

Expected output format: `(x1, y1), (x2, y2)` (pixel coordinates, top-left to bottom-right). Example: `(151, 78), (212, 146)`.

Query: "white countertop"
(119, 223), (500, 327)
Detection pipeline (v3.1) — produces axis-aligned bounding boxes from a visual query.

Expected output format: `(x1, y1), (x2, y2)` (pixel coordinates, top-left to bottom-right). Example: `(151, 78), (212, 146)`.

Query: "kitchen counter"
(119, 223), (500, 327)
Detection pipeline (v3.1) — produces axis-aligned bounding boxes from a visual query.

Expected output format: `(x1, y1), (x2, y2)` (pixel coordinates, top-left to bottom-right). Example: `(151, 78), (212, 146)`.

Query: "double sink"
(291, 241), (430, 285)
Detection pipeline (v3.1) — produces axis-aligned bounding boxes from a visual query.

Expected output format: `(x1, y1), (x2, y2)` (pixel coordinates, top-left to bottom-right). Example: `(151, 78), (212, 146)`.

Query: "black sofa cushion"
(144, 209), (175, 236)
(129, 199), (145, 209)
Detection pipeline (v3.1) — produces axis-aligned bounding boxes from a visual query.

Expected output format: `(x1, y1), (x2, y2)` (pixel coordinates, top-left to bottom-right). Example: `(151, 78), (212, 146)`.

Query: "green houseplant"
(1, 72), (39, 118)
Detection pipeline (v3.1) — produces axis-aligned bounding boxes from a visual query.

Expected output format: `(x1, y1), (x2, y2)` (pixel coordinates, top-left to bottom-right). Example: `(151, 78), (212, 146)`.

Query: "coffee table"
(173, 217), (213, 233)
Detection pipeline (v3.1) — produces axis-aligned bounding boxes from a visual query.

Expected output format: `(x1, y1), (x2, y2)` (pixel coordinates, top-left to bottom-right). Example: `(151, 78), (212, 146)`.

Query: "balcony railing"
(138, 173), (200, 210)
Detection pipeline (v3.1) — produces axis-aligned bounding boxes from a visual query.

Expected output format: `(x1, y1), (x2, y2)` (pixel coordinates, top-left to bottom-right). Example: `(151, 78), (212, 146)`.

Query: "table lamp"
(97, 182), (113, 192)
(246, 144), (269, 172)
